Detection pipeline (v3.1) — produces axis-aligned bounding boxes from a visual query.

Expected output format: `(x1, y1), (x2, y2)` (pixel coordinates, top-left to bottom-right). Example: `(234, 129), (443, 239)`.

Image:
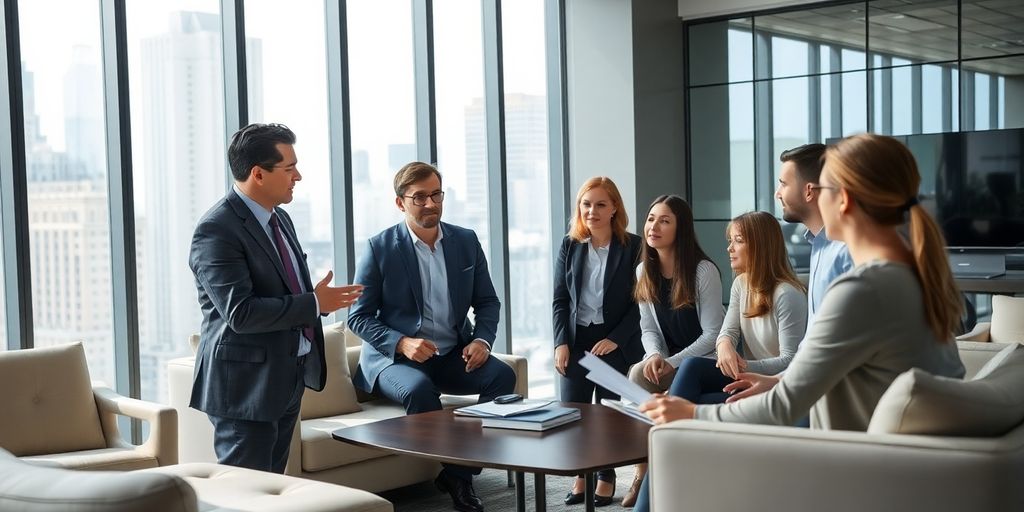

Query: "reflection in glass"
(693, 221), (731, 304)
(962, 56), (1024, 130)
(755, 3), (866, 79)
(433, 0), (489, 253)
(921, 64), (958, 133)
(20, 0), (115, 385)
(772, 77), (810, 213)
(842, 71), (867, 135)
(869, 0), (957, 66)
(689, 83), (754, 219)
(771, 37), (808, 79)
(127, 1), (224, 402)
(961, 0), (1024, 60)
(690, 18), (752, 86)
(245, 0), (334, 322)
(502, 0), (553, 397)
(348, 0), (417, 263)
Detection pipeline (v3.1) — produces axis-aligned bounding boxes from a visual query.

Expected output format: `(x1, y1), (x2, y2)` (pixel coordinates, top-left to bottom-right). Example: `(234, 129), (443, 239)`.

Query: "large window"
(348, 0), (416, 260)
(433, 0), (489, 253)
(502, 0), (554, 397)
(685, 0), (1024, 277)
(20, 0), (115, 385)
(127, 1), (225, 403)
(245, 0), (334, 318)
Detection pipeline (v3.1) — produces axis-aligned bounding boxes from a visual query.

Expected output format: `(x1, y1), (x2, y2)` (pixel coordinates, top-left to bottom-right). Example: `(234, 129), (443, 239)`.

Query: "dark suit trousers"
(374, 348), (517, 482)
(207, 361), (306, 474)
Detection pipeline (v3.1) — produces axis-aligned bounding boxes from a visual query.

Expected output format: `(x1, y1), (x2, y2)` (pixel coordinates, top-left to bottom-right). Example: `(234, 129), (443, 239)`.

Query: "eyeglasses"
(809, 184), (839, 193)
(403, 191), (445, 207)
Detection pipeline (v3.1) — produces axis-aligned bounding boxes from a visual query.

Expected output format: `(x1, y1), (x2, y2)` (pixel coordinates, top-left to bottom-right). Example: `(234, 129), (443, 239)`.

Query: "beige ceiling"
(741, 0), (1024, 76)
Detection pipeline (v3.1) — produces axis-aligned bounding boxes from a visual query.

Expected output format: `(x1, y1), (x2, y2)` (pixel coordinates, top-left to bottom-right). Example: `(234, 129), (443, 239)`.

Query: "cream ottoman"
(144, 463), (393, 512)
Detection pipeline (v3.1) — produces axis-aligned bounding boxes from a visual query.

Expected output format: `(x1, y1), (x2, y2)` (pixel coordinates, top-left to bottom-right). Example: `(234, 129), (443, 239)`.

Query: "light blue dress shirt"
(406, 223), (459, 356)
(234, 185), (312, 356)
(804, 226), (853, 329)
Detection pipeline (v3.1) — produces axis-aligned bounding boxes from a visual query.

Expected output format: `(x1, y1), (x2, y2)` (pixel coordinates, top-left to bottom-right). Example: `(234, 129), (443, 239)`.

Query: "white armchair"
(0, 342), (177, 470)
(958, 295), (1024, 343)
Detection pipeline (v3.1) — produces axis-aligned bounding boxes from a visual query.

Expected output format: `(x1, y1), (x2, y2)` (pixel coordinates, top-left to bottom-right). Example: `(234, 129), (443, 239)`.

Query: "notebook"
(479, 406), (581, 431)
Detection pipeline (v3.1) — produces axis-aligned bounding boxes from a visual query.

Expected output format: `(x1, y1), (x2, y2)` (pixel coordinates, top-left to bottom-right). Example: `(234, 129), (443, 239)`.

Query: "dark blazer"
(552, 233), (643, 363)
(349, 221), (500, 393)
(188, 189), (326, 423)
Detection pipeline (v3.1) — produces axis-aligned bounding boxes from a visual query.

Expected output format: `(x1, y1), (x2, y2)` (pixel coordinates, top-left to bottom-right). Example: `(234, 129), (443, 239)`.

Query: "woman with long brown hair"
(633, 133), (965, 512)
(552, 176), (642, 507)
(621, 194), (725, 507)
(667, 211), (807, 408)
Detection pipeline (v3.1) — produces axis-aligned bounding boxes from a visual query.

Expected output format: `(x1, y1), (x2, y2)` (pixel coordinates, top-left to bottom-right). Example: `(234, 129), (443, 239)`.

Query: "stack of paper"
(580, 352), (655, 425)
(453, 399), (554, 418)
(479, 406), (581, 431)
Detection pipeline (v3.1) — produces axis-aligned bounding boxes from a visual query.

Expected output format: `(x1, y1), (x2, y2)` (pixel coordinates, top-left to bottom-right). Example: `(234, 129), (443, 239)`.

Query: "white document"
(579, 351), (653, 405)
(600, 398), (655, 425)
(453, 399), (554, 418)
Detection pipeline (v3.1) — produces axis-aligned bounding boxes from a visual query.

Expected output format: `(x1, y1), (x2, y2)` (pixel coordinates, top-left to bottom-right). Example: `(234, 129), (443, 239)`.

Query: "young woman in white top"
(668, 211), (807, 405)
(621, 194), (725, 507)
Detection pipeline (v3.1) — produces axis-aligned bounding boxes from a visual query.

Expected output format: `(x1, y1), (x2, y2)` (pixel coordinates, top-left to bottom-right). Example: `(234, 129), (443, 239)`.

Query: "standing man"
(348, 161), (516, 512)
(189, 123), (363, 473)
(775, 143), (854, 325)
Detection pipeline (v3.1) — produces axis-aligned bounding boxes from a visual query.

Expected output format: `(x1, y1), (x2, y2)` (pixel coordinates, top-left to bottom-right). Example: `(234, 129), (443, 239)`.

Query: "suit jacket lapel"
(604, 239), (622, 294)
(571, 241), (586, 302)
(441, 224), (461, 317)
(274, 208), (312, 289)
(228, 191), (290, 287)
(395, 224), (424, 313)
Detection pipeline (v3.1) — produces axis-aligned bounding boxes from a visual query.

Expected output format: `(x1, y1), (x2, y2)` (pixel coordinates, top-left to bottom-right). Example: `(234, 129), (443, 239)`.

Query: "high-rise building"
(63, 45), (105, 179)
(137, 11), (262, 401)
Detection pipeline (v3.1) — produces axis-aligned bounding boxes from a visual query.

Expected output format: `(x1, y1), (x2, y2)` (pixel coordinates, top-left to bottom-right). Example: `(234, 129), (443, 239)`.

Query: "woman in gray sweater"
(633, 133), (965, 511)
(668, 211), (807, 407)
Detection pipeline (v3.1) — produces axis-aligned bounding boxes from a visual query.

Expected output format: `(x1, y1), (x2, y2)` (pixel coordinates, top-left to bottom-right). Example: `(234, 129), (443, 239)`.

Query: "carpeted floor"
(380, 466), (639, 512)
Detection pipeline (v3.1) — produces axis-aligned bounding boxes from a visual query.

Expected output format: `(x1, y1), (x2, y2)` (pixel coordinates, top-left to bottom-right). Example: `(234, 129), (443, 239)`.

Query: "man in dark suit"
(189, 123), (363, 473)
(348, 161), (516, 512)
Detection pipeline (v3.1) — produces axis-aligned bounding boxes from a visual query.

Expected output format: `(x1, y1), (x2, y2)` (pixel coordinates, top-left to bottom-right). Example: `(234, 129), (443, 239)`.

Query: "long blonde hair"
(824, 134), (962, 341)
(567, 176), (629, 245)
(728, 211), (805, 318)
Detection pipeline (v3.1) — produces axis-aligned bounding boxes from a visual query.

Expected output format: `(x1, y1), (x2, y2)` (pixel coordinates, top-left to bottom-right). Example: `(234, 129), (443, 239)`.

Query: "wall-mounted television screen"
(898, 129), (1024, 249)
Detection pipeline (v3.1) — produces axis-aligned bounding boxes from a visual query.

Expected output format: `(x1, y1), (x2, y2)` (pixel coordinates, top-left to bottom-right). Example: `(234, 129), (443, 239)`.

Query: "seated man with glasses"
(348, 161), (516, 512)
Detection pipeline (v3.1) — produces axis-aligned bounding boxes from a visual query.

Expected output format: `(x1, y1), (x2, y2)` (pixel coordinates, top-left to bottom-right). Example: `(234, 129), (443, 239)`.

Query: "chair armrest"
(956, 321), (991, 342)
(93, 386), (178, 466)
(648, 420), (1024, 512)
(492, 353), (529, 398)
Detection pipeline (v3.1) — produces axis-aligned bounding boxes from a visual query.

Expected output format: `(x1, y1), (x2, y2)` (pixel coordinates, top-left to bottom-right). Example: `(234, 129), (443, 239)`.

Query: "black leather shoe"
(564, 490), (585, 505)
(594, 475), (616, 507)
(435, 472), (484, 512)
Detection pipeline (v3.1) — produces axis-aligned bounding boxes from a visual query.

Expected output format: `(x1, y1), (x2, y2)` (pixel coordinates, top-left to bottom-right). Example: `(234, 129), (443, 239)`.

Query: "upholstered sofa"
(0, 342), (177, 470)
(168, 321), (529, 492)
(0, 447), (393, 512)
(647, 341), (1024, 512)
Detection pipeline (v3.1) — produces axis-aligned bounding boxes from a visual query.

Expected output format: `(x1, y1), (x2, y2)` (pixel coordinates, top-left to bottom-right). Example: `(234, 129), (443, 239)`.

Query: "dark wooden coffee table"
(332, 402), (649, 512)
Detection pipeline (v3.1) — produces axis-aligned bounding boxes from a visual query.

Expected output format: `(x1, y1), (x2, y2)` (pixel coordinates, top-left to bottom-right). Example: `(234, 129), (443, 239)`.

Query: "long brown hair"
(634, 195), (714, 309)
(727, 211), (805, 318)
(824, 133), (962, 341)
(567, 176), (629, 245)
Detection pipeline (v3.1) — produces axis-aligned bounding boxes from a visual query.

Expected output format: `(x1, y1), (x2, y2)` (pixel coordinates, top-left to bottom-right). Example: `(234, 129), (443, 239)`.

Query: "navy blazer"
(188, 189), (326, 422)
(552, 233), (643, 364)
(348, 221), (500, 393)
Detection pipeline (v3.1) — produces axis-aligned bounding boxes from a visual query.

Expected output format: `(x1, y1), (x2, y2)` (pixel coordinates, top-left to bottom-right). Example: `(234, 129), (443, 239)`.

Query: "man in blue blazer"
(189, 124), (363, 473)
(349, 162), (516, 512)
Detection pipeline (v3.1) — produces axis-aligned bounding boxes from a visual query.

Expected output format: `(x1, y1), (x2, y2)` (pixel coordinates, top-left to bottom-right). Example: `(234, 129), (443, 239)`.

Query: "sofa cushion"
(868, 344), (1024, 436)
(301, 400), (409, 472)
(991, 295), (1024, 343)
(301, 322), (362, 420)
(148, 462), (392, 512)
(0, 343), (107, 457)
(0, 448), (197, 512)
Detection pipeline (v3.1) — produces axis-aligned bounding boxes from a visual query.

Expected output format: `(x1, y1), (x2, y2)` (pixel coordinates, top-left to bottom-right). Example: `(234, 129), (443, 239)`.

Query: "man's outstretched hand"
(314, 271), (363, 314)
